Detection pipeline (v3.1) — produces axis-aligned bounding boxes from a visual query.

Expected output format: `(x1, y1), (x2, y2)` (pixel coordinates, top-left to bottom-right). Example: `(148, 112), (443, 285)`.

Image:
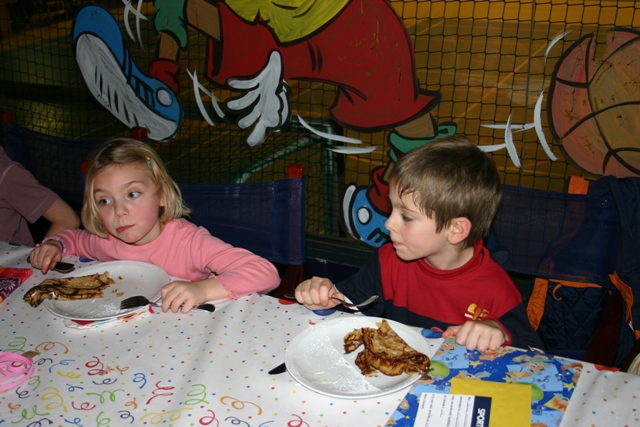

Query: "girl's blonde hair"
(81, 138), (191, 237)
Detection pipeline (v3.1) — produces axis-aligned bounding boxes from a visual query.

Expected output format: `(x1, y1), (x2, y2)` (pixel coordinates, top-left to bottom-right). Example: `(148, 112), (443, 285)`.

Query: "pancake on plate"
(24, 272), (115, 307)
(344, 319), (431, 377)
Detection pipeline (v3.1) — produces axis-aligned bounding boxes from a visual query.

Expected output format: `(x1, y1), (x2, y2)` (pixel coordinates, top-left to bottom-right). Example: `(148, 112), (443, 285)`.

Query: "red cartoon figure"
(72, 0), (457, 247)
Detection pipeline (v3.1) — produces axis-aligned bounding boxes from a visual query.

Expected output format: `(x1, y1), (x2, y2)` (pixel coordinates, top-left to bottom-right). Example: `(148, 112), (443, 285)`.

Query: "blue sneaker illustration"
(341, 122), (459, 248)
(72, 5), (181, 141)
(342, 184), (390, 247)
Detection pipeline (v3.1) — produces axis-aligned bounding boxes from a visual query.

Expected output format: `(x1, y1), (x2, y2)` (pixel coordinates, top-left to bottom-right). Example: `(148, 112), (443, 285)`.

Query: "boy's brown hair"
(82, 138), (191, 237)
(388, 136), (502, 249)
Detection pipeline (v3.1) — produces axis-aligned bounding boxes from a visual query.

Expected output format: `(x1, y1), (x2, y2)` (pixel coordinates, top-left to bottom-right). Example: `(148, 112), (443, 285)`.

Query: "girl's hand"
(160, 281), (208, 313)
(29, 241), (63, 274)
(294, 276), (341, 310)
(160, 278), (228, 313)
(442, 320), (508, 352)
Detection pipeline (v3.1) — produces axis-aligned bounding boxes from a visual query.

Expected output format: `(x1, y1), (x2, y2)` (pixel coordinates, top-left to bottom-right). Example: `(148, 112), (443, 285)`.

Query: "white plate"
(43, 261), (170, 321)
(285, 317), (431, 399)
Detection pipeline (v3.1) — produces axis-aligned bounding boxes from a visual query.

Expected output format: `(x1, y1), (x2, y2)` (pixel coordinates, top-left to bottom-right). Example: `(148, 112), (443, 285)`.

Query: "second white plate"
(42, 261), (170, 321)
(285, 316), (431, 399)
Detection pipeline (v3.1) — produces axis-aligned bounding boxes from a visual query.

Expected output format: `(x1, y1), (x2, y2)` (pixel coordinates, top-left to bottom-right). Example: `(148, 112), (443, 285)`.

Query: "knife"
(268, 362), (287, 375)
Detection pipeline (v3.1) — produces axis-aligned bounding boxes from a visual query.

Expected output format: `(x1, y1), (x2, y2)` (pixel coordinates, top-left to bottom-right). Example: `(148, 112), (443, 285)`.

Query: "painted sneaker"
(72, 5), (181, 141)
(341, 123), (459, 248)
(342, 184), (390, 247)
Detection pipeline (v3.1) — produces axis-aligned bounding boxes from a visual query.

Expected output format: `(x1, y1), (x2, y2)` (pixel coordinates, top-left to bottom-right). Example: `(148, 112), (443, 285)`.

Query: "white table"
(1, 241), (638, 426)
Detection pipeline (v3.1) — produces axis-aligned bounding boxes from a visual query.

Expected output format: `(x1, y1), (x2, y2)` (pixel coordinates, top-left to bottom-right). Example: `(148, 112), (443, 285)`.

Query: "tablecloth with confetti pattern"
(1, 241), (639, 427)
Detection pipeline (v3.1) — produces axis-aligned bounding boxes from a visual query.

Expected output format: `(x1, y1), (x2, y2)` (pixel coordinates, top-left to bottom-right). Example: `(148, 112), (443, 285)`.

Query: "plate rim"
(285, 316), (431, 399)
(42, 260), (170, 321)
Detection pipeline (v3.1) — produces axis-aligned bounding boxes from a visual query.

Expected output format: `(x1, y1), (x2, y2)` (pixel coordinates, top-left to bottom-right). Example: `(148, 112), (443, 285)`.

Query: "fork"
(120, 295), (216, 313)
(283, 293), (378, 308)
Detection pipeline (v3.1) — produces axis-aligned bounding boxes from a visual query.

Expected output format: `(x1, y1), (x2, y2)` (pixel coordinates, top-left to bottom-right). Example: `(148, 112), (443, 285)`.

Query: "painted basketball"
(548, 28), (640, 177)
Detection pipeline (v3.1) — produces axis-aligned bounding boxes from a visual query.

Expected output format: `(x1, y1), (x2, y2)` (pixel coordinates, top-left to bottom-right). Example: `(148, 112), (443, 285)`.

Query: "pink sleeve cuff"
(42, 237), (65, 254)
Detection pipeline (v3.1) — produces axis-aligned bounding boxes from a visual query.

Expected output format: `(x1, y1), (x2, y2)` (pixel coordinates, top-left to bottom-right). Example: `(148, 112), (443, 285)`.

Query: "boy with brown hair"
(294, 136), (542, 351)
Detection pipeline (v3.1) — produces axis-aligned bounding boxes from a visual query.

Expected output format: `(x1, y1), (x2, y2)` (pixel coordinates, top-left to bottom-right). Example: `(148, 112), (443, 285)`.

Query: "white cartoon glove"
(226, 50), (291, 146)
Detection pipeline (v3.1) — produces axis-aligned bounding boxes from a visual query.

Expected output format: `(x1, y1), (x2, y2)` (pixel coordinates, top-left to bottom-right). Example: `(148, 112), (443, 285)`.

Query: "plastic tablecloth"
(1, 241), (638, 426)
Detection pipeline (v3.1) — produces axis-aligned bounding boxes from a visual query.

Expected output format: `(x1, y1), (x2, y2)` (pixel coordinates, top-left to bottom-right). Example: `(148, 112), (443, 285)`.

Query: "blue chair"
(179, 168), (306, 298)
(488, 179), (636, 367)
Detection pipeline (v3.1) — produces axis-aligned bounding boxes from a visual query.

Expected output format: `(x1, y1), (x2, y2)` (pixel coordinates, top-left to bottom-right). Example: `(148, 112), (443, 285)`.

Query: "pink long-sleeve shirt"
(53, 219), (280, 298)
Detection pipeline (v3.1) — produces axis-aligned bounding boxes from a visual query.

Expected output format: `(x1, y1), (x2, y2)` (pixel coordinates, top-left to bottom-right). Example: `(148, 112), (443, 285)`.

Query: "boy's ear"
(448, 217), (471, 245)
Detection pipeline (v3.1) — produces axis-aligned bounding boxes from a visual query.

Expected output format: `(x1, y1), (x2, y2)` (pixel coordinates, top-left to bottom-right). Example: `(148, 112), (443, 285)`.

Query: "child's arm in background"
(41, 198), (80, 239)
(294, 276), (342, 310)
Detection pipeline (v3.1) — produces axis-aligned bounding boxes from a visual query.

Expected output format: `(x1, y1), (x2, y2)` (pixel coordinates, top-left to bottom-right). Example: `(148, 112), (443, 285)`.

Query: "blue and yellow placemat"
(386, 339), (582, 427)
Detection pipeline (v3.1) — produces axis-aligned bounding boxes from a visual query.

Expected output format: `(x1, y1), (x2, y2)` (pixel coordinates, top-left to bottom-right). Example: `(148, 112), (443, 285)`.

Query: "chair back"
(488, 182), (637, 367)
(180, 177), (306, 267)
(488, 184), (620, 286)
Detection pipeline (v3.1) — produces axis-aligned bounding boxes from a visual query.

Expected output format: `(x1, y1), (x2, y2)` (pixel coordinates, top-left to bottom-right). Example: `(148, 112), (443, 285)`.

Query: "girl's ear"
(448, 217), (471, 245)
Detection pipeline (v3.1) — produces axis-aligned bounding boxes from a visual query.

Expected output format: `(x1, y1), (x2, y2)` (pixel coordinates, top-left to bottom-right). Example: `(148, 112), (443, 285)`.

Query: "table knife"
(26, 257), (75, 274)
(268, 362), (287, 375)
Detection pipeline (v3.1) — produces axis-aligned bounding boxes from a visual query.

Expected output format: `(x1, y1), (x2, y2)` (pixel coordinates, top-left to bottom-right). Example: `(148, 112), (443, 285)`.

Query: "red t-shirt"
(336, 241), (543, 350)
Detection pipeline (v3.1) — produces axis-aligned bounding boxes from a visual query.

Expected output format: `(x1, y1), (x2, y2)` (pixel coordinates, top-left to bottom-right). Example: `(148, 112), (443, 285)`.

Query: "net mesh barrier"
(1, 0), (639, 241)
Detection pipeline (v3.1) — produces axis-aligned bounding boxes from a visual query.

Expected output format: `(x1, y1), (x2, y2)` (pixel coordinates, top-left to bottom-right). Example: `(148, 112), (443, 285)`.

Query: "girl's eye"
(128, 191), (141, 199)
(96, 198), (111, 206)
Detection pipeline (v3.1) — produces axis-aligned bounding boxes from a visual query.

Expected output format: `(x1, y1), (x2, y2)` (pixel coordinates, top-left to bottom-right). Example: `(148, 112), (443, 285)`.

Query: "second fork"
(283, 293), (378, 308)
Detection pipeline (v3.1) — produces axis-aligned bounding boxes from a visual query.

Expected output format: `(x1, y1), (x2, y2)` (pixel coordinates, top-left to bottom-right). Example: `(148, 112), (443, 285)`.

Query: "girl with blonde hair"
(29, 138), (279, 312)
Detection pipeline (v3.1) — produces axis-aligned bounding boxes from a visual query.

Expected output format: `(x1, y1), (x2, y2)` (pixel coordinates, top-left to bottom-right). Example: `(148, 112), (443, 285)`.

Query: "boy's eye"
(401, 213), (413, 222)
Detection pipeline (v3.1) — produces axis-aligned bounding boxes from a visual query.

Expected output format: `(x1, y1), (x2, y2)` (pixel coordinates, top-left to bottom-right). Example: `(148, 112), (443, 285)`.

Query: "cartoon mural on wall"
(345, 26), (640, 247)
(71, 0), (458, 247)
(71, 3), (640, 251)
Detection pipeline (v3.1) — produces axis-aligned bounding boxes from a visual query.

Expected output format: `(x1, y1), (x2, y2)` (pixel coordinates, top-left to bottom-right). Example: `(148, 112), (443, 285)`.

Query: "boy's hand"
(294, 276), (341, 310)
(29, 241), (63, 274)
(442, 320), (508, 352)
